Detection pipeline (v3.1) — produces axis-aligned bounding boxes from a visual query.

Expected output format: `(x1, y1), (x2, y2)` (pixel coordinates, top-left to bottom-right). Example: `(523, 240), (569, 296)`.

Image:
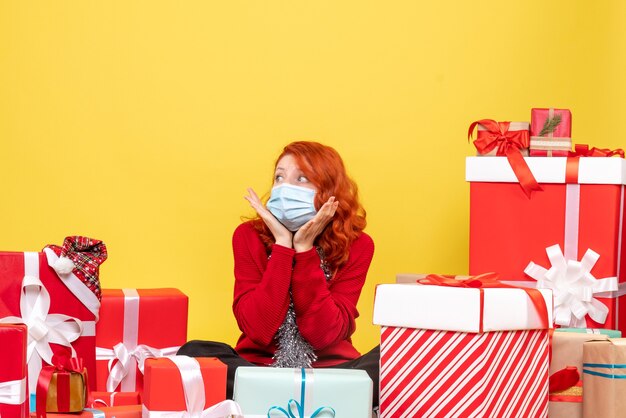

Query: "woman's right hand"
(244, 188), (293, 248)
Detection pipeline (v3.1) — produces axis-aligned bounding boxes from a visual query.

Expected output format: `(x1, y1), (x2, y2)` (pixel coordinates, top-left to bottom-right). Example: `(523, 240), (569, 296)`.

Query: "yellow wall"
(1, 2), (624, 353)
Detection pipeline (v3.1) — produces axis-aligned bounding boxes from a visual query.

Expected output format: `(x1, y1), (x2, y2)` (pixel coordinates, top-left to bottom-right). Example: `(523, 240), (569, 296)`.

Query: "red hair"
(251, 141), (367, 274)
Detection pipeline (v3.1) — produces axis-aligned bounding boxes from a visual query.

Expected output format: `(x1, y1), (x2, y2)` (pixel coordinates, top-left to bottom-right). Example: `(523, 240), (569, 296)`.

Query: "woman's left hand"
(293, 196), (339, 253)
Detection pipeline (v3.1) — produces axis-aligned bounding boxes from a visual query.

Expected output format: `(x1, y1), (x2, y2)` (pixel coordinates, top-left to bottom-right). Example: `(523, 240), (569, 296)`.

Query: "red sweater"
(232, 221), (374, 367)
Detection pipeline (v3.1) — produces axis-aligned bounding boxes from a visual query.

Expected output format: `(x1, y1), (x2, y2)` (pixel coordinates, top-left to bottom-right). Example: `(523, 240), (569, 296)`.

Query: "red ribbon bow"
(468, 120), (542, 198)
(569, 144), (625, 158)
(565, 144), (625, 184)
(419, 272), (550, 333)
(36, 354), (88, 418)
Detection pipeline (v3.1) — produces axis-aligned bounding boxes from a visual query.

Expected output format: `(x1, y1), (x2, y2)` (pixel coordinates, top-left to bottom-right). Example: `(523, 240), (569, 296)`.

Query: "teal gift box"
(558, 328), (622, 338)
(233, 367), (373, 418)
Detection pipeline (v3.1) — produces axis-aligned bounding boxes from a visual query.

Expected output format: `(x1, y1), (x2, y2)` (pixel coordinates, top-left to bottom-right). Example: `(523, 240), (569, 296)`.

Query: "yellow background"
(1, 1), (625, 353)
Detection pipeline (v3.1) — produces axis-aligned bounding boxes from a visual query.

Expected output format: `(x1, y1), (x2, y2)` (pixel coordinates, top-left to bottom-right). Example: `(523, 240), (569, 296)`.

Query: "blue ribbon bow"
(267, 369), (336, 418)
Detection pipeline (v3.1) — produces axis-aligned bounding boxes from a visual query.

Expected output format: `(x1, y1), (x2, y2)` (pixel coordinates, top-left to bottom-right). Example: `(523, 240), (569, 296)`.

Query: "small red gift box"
(87, 392), (140, 408)
(143, 357), (229, 417)
(530, 108), (572, 156)
(467, 155), (626, 332)
(0, 248), (101, 397)
(0, 324), (28, 418)
(95, 288), (188, 392)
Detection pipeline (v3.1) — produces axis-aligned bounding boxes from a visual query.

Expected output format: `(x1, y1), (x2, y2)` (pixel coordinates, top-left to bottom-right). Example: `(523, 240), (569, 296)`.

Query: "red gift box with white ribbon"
(0, 324), (28, 418)
(373, 277), (553, 418)
(467, 152), (626, 333)
(0, 249), (101, 401)
(95, 288), (188, 392)
(142, 356), (239, 418)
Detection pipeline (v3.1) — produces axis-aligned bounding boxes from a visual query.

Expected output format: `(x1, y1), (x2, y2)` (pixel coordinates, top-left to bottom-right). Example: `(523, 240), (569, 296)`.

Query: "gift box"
(530, 108), (572, 156)
(373, 279), (553, 418)
(87, 392), (140, 408)
(467, 155), (626, 332)
(549, 331), (612, 418)
(558, 328), (622, 338)
(143, 356), (230, 418)
(0, 324), (28, 418)
(469, 120), (530, 156)
(233, 367), (372, 417)
(95, 288), (188, 392)
(30, 405), (142, 418)
(35, 357), (88, 418)
(0, 244), (103, 398)
(582, 338), (626, 418)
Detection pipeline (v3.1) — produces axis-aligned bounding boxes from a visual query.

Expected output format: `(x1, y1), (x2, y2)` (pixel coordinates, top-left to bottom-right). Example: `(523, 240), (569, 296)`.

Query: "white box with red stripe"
(373, 282), (553, 418)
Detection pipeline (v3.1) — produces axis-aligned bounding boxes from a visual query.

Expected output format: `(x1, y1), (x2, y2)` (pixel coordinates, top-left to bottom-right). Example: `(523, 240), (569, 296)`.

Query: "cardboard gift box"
(142, 356), (233, 418)
(549, 331), (613, 418)
(30, 405), (142, 418)
(530, 108), (572, 156)
(0, 248), (102, 398)
(467, 156), (626, 332)
(582, 338), (626, 418)
(87, 392), (140, 408)
(95, 288), (188, 392)
(0, 324), (28, 418)
(35, 357), (88, 417)
(373, 279), (553, 418)
(233, 367), (372, 418)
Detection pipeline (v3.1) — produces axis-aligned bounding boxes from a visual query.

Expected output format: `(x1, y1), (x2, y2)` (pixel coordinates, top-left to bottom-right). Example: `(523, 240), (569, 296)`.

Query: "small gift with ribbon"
(87, 391), (141, 408)
(0, 324), (28, 418)
(233, 367), (371, 418)
(373, 276), (553, 417)
(95, 288), (188, 392)
(582, 338), (626, 418)
(530, 108), (572, 156)
(0, 237), (105, 405)
(35, 354), (88, 418)
(142, 356), (238, 418)
(468, 119), (542, 197)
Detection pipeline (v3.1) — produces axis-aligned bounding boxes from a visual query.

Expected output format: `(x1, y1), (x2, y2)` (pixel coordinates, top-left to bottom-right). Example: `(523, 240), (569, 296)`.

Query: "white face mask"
(266, 184), (317, 231)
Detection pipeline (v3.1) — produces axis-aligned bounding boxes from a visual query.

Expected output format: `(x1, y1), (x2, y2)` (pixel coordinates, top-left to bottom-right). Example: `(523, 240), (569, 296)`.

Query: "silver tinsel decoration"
(272, 247), (332, 368)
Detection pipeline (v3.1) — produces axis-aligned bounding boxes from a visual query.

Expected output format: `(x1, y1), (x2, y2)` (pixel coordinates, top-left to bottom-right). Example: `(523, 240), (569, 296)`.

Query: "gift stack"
(0, 236), (223, 418)
(466, 109), (626, 417)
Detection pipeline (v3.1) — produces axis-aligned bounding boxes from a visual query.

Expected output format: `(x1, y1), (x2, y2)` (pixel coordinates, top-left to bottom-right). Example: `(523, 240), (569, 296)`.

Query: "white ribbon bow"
(525, 244), (618, 327)
(96, 343), (180, 392)
(143, 356), (243, 418)
(0, 253), (83, 394)
(0, 378), (27, 405)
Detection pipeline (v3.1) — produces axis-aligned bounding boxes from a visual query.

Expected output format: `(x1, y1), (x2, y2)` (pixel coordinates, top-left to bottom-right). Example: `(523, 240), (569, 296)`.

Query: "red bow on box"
(36, 353), (88, 418)
(419, 272), (550, 332)
(565, 144), (625, 184)
(469, 119), (542, 198)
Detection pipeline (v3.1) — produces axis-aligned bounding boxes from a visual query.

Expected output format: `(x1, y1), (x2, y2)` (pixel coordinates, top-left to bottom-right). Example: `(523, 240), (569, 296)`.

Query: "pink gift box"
(530, 108), (572, 156)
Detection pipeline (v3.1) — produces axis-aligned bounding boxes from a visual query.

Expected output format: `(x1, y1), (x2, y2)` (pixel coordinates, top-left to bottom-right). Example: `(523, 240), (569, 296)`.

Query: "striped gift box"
(373, 283), (553, 418)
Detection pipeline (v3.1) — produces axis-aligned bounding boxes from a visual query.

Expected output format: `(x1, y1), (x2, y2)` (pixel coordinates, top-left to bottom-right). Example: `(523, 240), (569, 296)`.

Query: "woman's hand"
(293, 196), (339, 253)
(244, 188), (293, 248)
